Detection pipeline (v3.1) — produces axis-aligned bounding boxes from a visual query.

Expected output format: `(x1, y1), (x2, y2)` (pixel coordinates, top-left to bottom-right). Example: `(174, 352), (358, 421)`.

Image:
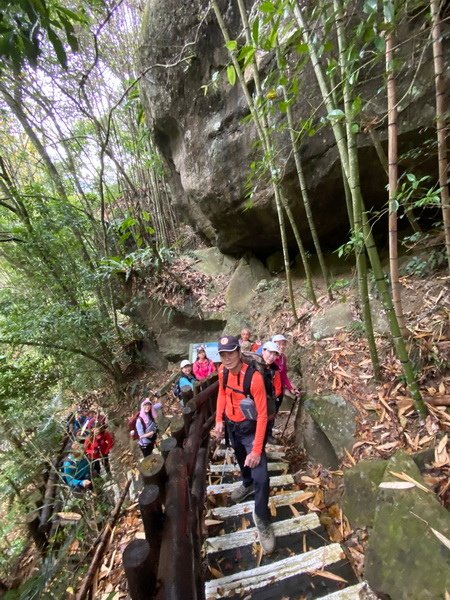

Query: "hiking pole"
(281, 392), (301, 437)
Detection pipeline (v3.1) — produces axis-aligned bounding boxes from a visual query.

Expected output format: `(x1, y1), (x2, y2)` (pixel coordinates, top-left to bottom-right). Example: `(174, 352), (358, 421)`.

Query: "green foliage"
(0, 0), (88, 72)
(402, 249), (447, 277)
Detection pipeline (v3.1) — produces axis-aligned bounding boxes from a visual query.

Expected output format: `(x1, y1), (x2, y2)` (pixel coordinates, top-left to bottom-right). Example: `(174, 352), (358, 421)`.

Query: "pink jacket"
(275, 353), (294, 393)
(192, 359), (216, 381)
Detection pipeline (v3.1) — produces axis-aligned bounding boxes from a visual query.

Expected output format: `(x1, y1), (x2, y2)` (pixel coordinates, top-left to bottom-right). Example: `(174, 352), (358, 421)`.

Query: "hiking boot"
(253, 510), (275, 554)
(230, 483), (254, 503)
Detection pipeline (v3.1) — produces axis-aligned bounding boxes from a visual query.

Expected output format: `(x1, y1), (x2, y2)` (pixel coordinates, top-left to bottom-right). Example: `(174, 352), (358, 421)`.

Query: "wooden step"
(321, 583), (372, 599)
(205, 513), (320, 553)
(208, 461), (288, 475)
(209, 490), (310, 520)
(204, 543), (344, 598)
(207, 474), (294, 496)
(213, 444), (286, 458)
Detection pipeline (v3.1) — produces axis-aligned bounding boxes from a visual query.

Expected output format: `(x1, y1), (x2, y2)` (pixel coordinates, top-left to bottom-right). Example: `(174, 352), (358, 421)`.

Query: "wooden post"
(191, 445), (209, 600)
(159, 437), (177, 460)
(156, 448), (196, 600)
(169, 415), (186, 447)
(182, 400), (197, 436)
(180, 386), (193, 407)
(192, 380), (218, 411)
(184, 403), (207, 478)
(26, 511), (48, 551)
(123, 539), (155, 599)
(138, 454), (165, 488)
(139, 485), (163, 577)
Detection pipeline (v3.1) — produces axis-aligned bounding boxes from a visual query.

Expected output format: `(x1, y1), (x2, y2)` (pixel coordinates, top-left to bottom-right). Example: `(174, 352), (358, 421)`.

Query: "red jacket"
(84, 430), (114, 460)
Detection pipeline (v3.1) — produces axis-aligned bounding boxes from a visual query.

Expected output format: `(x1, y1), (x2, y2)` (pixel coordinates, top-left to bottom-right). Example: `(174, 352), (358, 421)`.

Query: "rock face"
(295, 394), (357, 468)
(365, 451), (450, 599)
(139, 0), (449, 255)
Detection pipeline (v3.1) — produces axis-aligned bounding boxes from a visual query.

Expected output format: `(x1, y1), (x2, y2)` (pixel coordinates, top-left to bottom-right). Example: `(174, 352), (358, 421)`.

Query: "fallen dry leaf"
(379, 482), (415, 490)
(309, 570), (347, 583)
(389, 471), (432, 494)
(430, 528), (450, 551)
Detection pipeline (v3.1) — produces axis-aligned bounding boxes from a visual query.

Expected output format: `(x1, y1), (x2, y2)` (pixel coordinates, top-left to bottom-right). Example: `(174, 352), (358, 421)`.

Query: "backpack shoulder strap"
(243, 362), (257, 398)
(222, 367), (229, 390)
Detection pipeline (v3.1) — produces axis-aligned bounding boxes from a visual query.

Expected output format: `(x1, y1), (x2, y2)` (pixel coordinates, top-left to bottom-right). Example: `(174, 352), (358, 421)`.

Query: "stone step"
(204, 513), (320, 553)
(208, 461), (288, 475)
(209, 490), (311, 520)
(204, 543), (344, 598)
(321, 582), (373, 599)
(207, 474), (294, 496)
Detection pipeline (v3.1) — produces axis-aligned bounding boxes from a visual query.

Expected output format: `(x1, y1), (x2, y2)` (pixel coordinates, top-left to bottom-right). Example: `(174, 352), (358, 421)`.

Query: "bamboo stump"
(159, 437), (177, 460)
(169, 415), (186, 447)
(139, 485), (163, 577)
(123, 539), (155, 599)
(139, 454), (165, 489)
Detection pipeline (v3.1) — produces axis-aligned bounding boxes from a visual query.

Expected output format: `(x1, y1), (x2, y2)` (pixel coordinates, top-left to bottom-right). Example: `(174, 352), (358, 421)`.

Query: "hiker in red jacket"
(214, 335), (275, 554)
(84, 423), (114, 476)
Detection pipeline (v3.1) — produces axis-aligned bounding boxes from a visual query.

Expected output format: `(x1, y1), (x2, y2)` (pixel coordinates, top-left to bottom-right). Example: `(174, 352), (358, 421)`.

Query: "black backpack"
(222, 353), (277, 417)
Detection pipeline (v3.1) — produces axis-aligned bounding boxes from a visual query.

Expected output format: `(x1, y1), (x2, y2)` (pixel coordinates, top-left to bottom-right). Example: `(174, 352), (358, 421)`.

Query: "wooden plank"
(207, 474), (294, 496)
(204, 543), (344, 597)
(208, 461), (288, 474)
(209, 490), (310, 519)
(205, 513), (320, 553)
(321, 583), (371, 599)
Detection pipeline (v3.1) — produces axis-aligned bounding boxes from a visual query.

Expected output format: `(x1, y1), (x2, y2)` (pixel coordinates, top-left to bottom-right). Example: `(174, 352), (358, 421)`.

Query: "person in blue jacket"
(63, 443), (91, 490)
(173, 360), (197, 405)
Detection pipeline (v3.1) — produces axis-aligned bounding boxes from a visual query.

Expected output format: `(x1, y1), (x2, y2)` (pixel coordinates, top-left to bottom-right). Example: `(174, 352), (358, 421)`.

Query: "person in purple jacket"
(136, 398), (159, 457)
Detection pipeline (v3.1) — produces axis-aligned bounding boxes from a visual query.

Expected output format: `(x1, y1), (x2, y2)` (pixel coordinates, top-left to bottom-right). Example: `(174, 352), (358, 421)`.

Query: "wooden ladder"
(203, 443), (373, 600)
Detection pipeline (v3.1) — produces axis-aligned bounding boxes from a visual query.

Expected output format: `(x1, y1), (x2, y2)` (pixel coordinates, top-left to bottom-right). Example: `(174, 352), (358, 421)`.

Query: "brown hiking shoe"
(230, 483), (254, 503)
(253, 510), (275, 554)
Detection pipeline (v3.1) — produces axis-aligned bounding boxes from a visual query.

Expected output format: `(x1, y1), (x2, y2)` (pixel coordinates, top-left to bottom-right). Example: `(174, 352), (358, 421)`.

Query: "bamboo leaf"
(225, 40), (237, 51)
(379, 481), (415, 490)
(327, 109), (345, 121)
(259, 1), (275, 13)
(226, 64), (236, 86)
(310, 570), (347, 583)
(430, 528), (450, 551)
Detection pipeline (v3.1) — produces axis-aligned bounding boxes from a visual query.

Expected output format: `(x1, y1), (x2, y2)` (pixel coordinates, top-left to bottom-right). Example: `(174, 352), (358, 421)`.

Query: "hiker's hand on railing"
(213, 422), (224, 439)
(244, 451), (260, 469)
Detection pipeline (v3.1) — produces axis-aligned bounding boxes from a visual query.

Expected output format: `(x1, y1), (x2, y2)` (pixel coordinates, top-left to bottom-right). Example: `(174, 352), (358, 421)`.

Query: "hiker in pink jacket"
(192, 346), (216, 380)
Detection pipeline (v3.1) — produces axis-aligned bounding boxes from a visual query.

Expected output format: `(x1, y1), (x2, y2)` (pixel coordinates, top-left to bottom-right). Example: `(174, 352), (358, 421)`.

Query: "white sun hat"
(262, 341), (280, 353)
(180, 359), (191, 368)
(272, 334), (287, 342)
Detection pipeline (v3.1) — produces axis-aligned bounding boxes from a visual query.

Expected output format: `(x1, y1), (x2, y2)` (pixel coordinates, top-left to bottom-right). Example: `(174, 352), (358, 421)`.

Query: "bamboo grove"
(210, 0), (450, 415)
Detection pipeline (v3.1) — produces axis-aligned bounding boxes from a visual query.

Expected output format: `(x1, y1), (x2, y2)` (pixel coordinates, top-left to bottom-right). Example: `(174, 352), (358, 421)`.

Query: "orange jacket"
(216, 363), (267, 455)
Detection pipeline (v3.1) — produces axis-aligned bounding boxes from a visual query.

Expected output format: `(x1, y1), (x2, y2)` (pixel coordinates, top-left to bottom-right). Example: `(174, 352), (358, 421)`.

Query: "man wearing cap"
(261, 341), (283, 445)
(214, 335), (275, 554)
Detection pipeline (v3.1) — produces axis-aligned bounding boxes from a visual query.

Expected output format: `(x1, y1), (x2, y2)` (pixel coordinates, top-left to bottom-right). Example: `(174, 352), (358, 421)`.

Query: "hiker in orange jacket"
(214, 335), (275, 554)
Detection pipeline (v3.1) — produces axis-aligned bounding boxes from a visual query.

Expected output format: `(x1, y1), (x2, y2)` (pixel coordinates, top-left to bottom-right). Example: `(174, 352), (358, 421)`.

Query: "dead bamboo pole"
(75, 478), (131, 600)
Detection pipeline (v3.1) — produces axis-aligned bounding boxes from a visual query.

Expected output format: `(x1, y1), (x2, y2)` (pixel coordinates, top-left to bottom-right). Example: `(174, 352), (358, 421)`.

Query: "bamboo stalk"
(211, 0), (299, 319)
(386, 21), (408, 336)
(430, 0), (450, 272)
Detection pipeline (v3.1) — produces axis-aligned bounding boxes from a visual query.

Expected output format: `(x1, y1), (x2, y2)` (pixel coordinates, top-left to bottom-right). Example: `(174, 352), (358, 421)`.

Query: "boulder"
(342, 459), (388, 528)
(310, 303), (355, 340)
(139, 0), (449, 255)
(295, 394), (357, 468)
(190, 247), (236, 277)
(224, 256), (271, 313)
(365, 451), (450, 599)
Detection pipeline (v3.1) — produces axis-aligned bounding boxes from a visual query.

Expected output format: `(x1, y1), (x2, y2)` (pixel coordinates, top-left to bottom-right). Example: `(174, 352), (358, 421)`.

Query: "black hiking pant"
(225, 419), (270, 522)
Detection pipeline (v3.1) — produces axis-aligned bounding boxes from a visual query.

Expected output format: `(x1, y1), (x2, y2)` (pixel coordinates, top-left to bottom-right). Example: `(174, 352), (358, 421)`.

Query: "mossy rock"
(365, 450), (450, 599)
(342, 458), (388, 528)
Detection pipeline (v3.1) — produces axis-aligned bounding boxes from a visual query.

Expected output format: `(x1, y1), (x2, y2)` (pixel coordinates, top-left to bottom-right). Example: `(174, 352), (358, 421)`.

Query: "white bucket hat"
(180, 359), (191, 368)
(272, 334), (287, 342)
(262, 341), (280, 353)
